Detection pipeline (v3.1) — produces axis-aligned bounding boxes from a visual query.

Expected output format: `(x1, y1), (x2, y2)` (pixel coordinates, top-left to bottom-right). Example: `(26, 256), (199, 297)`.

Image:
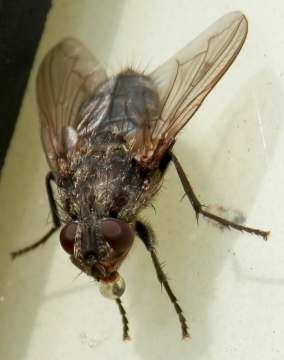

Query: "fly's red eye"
(101, 219), (134, 253)
(60, 223), (77, 255)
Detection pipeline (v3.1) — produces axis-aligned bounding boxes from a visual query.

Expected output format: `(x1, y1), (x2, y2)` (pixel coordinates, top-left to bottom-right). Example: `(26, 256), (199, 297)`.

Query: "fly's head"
(59, 218), (135, 299)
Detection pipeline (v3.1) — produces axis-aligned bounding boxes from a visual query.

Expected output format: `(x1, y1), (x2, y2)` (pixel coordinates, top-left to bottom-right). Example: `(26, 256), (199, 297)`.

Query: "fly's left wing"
(125, 12), (248, 167)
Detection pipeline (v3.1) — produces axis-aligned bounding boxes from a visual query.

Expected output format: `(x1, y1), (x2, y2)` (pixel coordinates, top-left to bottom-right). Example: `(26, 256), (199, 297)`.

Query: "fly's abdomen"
(78, 70), (160, 139)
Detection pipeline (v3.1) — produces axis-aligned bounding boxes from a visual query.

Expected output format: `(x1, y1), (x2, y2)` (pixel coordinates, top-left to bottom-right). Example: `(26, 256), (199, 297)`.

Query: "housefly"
(12, 12), (269, 340)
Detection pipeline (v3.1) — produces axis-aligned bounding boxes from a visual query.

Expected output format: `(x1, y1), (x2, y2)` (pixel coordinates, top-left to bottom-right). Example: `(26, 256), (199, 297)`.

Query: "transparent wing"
(36, 38), (107, 173)
(126, 12), (248, 167)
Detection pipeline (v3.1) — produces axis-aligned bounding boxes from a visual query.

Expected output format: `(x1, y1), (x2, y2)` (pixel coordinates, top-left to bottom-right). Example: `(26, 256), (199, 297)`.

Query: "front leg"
(135, 220), (190, 339)
(11, 172), (61, 259)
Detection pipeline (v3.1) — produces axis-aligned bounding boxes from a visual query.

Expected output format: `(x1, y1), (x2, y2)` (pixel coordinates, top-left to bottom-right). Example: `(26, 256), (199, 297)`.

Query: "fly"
(12, 12), (269, 340)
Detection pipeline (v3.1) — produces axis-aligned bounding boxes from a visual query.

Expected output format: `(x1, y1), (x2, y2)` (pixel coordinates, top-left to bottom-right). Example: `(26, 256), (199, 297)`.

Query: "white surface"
(0, 0), (284, 359)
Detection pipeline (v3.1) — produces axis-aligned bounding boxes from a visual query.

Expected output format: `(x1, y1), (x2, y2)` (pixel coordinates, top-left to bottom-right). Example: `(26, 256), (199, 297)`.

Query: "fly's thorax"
(59, 141), (162, 222)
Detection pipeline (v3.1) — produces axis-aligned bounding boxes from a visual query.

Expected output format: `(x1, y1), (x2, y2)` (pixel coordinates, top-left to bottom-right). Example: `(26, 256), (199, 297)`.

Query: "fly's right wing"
(36, 38), (107, 174)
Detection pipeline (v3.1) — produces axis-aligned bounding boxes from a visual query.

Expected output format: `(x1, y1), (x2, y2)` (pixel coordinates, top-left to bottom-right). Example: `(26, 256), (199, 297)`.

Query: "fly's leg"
(115, 298), (131, 341)
(70, 257), (131, 341)
(135, 220), (190, 339)
(169, 151), (270, 240)
(11, 172), (61, 259)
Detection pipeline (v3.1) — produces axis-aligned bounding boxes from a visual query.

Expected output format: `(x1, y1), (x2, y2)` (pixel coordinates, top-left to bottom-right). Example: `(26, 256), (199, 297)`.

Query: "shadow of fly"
(12, 12), (269, 340)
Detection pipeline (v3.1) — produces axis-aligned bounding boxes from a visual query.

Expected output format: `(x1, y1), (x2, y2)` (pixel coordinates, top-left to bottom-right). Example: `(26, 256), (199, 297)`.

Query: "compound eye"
(59, 223), (77, 255)
(101, 219), (134, 253)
